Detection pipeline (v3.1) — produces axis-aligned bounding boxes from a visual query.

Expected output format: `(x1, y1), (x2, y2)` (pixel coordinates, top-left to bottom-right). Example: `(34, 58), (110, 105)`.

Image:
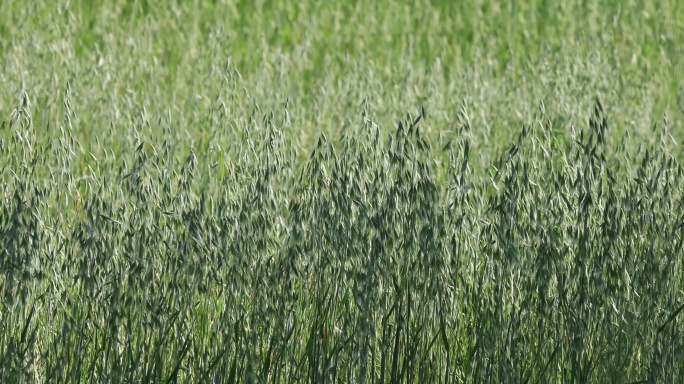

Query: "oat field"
(1, 0), (684, 382)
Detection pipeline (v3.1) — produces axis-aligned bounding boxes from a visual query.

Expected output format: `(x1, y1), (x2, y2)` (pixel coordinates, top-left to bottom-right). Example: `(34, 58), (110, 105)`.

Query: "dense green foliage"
(1, 0), (684, 382)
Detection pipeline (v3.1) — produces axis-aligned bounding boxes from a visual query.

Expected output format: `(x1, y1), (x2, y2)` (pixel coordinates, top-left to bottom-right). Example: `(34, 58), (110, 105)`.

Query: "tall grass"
(1, 0), (684, 382)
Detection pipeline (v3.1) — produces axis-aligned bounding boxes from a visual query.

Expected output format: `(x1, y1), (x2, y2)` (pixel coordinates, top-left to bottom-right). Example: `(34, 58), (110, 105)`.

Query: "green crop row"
(1, 0), (683, 382)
